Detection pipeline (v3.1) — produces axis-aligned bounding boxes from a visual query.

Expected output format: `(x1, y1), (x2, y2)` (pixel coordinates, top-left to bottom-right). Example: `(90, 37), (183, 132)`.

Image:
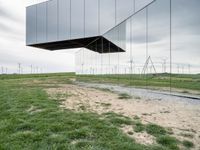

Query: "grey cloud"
(0, 22), (10, 31)
(0, 6), (10, 18)
(0, 5), (18, 21)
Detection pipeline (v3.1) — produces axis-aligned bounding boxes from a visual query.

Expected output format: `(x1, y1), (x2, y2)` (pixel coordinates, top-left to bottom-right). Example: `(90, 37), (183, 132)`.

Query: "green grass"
(0, 75), (144, 149)
(0, 72), (75, 80)
(133, 122), (167, 136)
(133, 121), (181, 150)
(103, 112), (134, 127)
(0, 73), (194, 149)
(146, 124), (167, 136)
(1, 77), (150, 150)
(134, 122), (145, 133)
(156, 136), (179, 150)
(182, 140), (194, 148)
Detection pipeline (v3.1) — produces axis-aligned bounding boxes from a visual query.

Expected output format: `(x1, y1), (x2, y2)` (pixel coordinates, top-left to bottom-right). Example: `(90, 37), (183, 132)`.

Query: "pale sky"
(0, 0), (76, 74)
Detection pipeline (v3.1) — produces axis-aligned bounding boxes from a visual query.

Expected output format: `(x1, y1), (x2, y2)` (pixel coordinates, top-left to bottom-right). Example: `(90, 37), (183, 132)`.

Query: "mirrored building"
(27, 0), (200, 92)
(26, 0), (154, 52)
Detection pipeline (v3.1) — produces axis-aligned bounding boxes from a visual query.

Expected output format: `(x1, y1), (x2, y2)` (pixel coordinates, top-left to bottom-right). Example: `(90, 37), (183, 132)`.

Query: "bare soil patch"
(46, 84), (200, 149)
(121, 125), (156, 145)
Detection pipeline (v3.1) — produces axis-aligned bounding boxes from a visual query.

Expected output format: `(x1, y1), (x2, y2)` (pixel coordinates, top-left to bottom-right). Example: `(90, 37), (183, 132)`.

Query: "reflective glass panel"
(36, 2), (47, 43)
(47, 0), (58, 42)
(26, 5), (37, 45)
(100, 0), (115, 35)
(71, 0), (84, 39)
(116, 0), (134, 24)
(58, 0), (70, 40)
(85, 0), (99, 37)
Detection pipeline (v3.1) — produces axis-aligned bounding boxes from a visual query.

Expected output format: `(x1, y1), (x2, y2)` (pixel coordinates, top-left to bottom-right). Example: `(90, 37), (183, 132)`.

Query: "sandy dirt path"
(46, 84), (200, 149)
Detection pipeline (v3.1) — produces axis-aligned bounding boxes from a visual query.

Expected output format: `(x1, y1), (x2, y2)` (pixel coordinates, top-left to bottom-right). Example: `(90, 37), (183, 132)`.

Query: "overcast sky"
(0, 0), (76, 74)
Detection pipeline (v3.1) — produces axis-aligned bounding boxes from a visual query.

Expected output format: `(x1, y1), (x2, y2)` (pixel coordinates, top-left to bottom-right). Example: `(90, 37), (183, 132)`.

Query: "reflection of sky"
(102, 0), (200, 73)
(0, 0), (199, 74)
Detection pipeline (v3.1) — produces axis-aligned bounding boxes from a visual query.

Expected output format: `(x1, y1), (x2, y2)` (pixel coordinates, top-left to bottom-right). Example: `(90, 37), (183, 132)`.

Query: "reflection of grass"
(76, 73), (200, 92)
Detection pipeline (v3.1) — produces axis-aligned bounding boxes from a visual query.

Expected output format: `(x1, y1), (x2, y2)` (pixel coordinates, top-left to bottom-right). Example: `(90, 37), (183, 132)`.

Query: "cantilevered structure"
(26, 0), (154, 53)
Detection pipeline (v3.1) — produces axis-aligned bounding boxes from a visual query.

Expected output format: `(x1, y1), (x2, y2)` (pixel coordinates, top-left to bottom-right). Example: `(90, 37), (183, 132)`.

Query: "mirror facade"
(26, 0), (154, 45)
(27, 0), (200, 94)
(76, 0), (200, 94)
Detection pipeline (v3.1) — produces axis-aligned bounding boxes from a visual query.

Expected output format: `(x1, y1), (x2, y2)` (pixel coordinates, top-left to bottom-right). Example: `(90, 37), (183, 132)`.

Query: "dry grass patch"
(121, 125), (156, 145)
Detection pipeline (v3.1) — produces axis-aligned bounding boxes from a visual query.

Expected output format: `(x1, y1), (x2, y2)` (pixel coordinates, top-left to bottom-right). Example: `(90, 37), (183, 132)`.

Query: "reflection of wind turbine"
(161, 58), (168, 73)
(18, 63), (21, 74)
(1, 66), (3, 74)
(188, 64), (191, 74)
(141, 56), (157, 75)
(177, 65), (180, 74)
(127, 59), (135, 74)
(81, 63), (84, 74)
(30, 65), (33, 74)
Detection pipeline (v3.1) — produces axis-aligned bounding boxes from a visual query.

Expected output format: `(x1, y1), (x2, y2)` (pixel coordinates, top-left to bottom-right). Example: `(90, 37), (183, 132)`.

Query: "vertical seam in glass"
(170, 0), (172, 93)
(46, 2), (47, 41)
(109, 42), (111, 75)
(84, 0), (85, 37)
(70, 0), (71, 39)
(146, 7), (149, 88)
(98, 0), (100, 35)
(118, 23), (119, 83)
(36, 5), (37, 43)
(57, 0), (59, 40)
(130, 15), (133, 88)
(101, 38), (102, 75)
(96, 41), (97, 74)
(115, 0), (117, 25)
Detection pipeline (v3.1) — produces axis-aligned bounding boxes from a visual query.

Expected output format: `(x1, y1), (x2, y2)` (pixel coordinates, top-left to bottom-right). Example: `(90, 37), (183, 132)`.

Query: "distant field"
(0, 73), (199, 93)
(0, 72), (75, 80)
(77, 73), (200, 93)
